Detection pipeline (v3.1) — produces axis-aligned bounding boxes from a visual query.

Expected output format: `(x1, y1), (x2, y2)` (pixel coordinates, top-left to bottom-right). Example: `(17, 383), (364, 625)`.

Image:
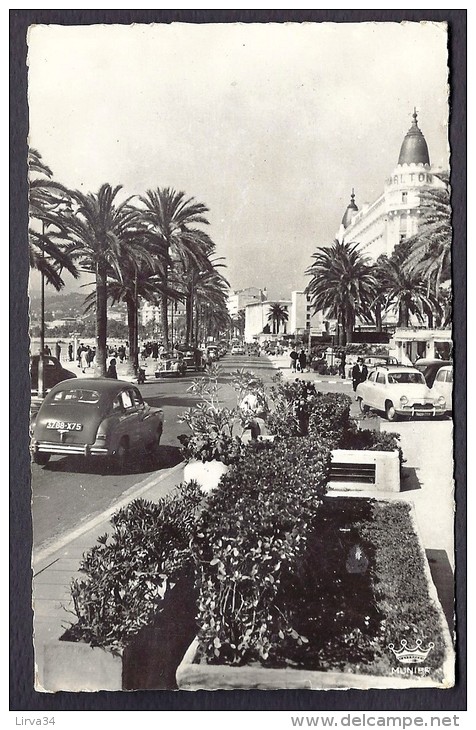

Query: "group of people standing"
(289, 348), (309, 373)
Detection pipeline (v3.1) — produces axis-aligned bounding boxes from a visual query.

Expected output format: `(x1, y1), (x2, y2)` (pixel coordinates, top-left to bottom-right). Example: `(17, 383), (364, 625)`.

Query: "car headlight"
(438, 396), (446, 406)
(399, 395), (408, 405)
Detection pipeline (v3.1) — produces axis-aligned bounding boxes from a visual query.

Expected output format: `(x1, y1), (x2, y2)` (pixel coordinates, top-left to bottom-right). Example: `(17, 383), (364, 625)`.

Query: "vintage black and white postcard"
(18, 14), (465, 708)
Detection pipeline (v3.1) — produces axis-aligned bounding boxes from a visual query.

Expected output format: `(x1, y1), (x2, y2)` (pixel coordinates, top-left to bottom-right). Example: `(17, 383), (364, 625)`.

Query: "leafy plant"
(65, 483), (202, 654)
(178, 364), (243, 464)
(192, 437), (331, 666)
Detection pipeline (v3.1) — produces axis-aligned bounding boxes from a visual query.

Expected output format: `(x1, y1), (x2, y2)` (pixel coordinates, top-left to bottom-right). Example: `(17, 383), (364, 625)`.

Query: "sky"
(27, 21), (450, 300)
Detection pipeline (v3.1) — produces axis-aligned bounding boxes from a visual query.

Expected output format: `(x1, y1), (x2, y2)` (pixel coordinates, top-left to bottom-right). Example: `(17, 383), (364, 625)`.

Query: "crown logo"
(389, 639), (434, 664)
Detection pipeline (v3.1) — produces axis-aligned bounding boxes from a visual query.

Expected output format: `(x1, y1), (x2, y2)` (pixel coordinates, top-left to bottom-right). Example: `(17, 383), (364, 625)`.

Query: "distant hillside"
(29, 291), (126, 320)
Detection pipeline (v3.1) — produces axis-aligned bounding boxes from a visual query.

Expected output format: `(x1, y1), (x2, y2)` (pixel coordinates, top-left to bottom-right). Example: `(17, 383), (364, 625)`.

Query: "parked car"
(30, 379), (164, 468)
(362, 355), (400, 369)
(30, 355), (76, 393)
(356, 365), (447, 421)
(414, 358), (453, 387)
(181, 348), (206, 371)
(231, 344), (245, 355)
(429, 364), (453, 415)
(155, 351), (187, 377)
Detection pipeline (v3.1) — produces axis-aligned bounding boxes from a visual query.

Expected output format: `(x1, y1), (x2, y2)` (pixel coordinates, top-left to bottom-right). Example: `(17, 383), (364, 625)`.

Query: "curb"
(32, 461), (185, 569)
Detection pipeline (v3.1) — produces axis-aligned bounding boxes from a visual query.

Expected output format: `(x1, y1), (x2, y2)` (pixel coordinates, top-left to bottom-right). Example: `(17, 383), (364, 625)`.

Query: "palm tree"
(267, 303), (288, 335)
(404, 171), (452, 293)
(193, 265), (230, 345)
(306, 240), (377, 345)
(374, 241), (442, 327)
(61, 184), (145, 376)
(139, 188), (211, 347)
(231, 309), (246, 340)
(28, 148), (78, 290)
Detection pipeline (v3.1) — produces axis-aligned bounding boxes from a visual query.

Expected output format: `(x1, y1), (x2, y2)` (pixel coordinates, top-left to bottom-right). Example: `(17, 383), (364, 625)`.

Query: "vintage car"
(429, 364), (453, 415)
(231, 344), (245, 355)
(180, 348), (206, 371)
(30, 355), (76, 393)
(355, 366), (447, 421)
(414, 358), (453, 387)
(30, 378), (164, 468)
(154, 351), (187, 377)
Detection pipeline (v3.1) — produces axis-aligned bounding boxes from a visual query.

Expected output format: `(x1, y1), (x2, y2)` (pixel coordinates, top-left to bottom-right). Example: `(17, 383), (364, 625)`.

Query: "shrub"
(307, 392), (353, 446)
(178, 364), (243, 464)
(65, 482), (202, 654)
(341, 428), (404, 465)
(192, 437), (331, 666)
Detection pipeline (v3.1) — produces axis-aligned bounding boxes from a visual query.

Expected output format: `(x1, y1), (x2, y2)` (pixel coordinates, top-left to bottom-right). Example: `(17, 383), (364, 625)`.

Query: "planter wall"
(328, 449), (400, 493)
(42, 572), (198, 692)
(183, 459), (229, 494)
(42, 642), (123, 692)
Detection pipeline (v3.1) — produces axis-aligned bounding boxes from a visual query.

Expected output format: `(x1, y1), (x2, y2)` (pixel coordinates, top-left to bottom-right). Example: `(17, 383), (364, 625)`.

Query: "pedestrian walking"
(352, 358), (368, 393)
(68, 342), (73, 362)
(55, 341), (61, 361)
(299, 349), (307, 373)
(290, 348), (298, 372)
(106, 358), (118, 379)
(44, 344), (51, 356)
(86, 346), (95, 368)
(81, 346), (89, 373)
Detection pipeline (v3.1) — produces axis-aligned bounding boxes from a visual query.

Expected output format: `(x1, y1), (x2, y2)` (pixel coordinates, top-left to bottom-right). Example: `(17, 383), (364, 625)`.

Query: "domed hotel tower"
(337, 110), (445, 261)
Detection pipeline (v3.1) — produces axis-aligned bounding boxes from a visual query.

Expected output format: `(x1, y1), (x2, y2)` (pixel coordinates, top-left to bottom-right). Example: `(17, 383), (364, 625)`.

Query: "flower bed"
(178, 496), (454, 689)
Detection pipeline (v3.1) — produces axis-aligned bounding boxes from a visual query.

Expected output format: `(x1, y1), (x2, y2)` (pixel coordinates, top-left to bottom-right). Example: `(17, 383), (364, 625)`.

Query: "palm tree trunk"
(375, 302), (382, 331)
(95, 260), (108, 376)
(399, 302), (409, 327)
(125, 295), (137, 376)
(185, 283), (193, 346)
(161, 292), (169, 348)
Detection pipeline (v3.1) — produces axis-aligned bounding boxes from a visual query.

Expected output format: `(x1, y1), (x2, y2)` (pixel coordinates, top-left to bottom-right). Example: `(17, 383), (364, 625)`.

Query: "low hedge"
(192, 437), (331, 666)
(195, 495), (447, 678)
(65, 482), (202, 654)
(341, 428), (404, 466)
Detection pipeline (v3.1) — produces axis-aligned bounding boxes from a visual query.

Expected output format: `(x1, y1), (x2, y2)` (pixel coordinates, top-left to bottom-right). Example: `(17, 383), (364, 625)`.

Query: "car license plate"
(46, 421), (83, 431)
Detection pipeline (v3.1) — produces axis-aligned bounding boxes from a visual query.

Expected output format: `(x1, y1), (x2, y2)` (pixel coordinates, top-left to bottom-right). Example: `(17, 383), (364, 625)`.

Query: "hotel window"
(402, 191), (408, 204)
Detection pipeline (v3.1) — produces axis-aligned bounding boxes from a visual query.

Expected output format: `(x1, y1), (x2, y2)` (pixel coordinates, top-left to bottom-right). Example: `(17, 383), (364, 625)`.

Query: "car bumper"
(31, 441), (109, 457)
(396, 405), (446, 417)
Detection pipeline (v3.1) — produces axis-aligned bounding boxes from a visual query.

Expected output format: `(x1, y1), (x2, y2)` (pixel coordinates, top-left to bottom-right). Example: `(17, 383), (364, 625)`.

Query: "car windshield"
(51, 389), (100, 404)
(387, 372), (425, 385)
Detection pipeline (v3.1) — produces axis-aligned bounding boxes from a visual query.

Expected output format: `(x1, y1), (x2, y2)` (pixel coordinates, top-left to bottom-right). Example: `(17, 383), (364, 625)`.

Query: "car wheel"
(114, 438), (129, 472)
(33, 452), (50, 466)
(385, 400), (397, 421)
(358, 398), (370, 414)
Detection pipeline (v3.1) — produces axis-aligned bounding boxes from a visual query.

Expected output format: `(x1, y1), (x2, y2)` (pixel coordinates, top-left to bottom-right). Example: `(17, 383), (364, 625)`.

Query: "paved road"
(31, 354), (454, 570)
(31, 354), (278, 550)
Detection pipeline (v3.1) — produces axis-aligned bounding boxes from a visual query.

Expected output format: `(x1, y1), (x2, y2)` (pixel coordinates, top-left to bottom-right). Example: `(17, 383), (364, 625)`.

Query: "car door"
(373, 370), (387, 411)
(116, 388), (142, 448)
(361, 370), (377, 408)
(131, 387), (156, 444)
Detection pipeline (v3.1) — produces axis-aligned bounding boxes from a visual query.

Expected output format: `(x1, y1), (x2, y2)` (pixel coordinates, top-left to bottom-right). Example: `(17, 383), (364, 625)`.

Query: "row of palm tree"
(28, 150), (231, 376)
(306, 172), (452, 345)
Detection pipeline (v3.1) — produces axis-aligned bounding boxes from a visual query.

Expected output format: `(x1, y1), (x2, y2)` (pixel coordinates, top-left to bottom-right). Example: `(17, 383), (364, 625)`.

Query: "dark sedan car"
(414, 359), (453, 387)
(30, 378), (164, 468)
(30, 355), (76, 392)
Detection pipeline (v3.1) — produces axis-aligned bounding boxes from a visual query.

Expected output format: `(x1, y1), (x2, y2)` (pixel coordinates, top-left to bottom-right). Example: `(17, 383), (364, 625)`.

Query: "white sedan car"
(356, 366), (447, 421)
(430, 365), (453, 414)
